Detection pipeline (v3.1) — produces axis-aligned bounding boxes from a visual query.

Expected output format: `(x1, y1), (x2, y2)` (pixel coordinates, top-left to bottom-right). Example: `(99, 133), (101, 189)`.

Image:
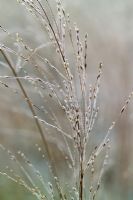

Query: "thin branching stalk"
(0, 49), (46, 148)
(36, 0), (65, 63)
(0, 48), (62, 198)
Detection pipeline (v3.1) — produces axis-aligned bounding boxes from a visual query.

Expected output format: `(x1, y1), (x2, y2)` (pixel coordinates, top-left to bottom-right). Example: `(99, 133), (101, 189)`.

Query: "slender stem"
(79, 148), (84, 200)
(45, 0), (60, 39)
(36, 0), (65, 63)
(0, 49), (46, 148)
(0, 48), (65, 200)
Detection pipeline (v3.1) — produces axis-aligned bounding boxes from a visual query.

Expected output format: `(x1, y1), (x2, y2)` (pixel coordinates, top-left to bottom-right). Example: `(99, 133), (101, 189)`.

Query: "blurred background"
(0, 0), (133, 199)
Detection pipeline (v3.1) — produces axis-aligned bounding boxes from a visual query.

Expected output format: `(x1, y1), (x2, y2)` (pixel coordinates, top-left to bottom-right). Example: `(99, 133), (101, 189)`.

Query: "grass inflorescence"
(0, 0), (133, 200)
